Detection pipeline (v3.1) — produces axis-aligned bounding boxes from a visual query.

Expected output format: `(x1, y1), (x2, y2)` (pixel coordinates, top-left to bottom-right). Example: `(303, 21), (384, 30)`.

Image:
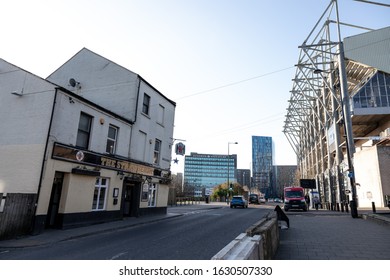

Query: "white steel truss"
(283, 0), (377, 210)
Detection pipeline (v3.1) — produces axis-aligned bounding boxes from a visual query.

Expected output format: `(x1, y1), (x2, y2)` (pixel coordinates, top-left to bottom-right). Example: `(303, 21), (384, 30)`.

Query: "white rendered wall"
(50, 90), (132, 158)
(354, 146), (384, 207)
(0, 59), (56, 194)
(47, 48), (139, 122)
(47, 49), (176, 169)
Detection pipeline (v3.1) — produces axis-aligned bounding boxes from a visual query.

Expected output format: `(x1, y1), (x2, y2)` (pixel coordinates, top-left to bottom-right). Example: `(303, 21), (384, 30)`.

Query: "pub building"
(36, 141), (172, 231)
(0, 49), (176, 239)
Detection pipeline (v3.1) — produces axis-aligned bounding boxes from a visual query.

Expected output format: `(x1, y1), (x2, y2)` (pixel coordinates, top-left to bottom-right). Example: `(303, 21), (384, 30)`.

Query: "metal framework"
(283, 0), (377, 211)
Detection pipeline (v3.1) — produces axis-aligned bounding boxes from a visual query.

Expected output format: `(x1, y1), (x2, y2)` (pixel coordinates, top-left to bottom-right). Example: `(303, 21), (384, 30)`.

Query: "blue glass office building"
(252, 136), (274, 196)
(184, 152), (237, 196)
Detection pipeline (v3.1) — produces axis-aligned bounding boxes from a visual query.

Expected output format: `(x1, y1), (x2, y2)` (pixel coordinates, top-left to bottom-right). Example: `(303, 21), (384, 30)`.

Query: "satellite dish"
(69, 78), (77, 87)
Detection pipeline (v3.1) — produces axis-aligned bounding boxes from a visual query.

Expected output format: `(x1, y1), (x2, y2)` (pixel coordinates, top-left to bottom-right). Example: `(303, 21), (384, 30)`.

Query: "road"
(0, 204), (272, 260)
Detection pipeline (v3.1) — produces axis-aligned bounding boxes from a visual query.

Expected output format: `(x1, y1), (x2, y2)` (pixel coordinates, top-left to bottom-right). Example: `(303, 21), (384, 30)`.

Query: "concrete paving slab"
(274, 209), (390, 260)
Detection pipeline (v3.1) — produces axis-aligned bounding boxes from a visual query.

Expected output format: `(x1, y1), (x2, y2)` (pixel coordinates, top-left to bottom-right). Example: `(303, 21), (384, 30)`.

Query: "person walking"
(313, 196), (320, 210)
(305, 194), (311, 210)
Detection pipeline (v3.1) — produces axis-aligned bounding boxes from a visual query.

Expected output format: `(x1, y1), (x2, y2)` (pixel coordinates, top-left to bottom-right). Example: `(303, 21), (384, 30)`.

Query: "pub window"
(153, 139), (161, 165)
(142, 93), (151, 115)
(92, 177), (108, 211)
(76, 112), (93, 149)
(106, 124), (118, 154)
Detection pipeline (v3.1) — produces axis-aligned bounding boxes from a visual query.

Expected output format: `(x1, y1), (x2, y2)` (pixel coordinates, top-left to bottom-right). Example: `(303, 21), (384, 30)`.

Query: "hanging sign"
(175, 142), (186, 155)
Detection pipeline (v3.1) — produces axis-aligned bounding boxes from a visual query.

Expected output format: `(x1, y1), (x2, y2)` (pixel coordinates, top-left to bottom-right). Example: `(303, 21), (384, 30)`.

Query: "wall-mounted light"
(9, 88), (54, 98)
(117, 171), (125, 180)
(11, 91), (23, 97)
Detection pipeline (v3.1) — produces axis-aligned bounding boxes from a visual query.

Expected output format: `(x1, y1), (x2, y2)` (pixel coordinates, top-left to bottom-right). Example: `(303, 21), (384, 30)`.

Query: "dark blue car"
(230, 196), (248, 208)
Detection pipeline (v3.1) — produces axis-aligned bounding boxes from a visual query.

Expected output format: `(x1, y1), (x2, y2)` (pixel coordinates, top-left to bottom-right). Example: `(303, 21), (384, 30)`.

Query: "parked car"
(230, 196), (248, 208)
(249, 194), (259, 204)
(259, 196), (266, 203)
(274, 198), (283, 203)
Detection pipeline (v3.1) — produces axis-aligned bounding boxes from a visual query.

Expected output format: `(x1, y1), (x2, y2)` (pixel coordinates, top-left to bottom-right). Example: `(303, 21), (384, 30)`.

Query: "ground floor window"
(92, 177), (109, 210)
(148, 183), (157, 207)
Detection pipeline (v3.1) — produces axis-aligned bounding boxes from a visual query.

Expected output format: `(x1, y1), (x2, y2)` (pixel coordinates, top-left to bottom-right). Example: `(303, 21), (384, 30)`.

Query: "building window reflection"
(352, 72), (390, 109)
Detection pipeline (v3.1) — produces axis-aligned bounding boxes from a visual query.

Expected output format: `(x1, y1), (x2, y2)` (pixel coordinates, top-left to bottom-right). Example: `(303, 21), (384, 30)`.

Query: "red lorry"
(283, 186), (308, 211)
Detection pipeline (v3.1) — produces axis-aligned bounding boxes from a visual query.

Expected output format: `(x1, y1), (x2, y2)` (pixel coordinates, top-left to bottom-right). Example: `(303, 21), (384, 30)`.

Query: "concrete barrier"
(211, 233), (263, 260)
(211, 211), (279, 260)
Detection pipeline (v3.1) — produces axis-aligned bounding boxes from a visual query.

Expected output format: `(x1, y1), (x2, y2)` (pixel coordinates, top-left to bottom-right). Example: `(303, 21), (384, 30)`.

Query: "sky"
(1, 0), (389, 175)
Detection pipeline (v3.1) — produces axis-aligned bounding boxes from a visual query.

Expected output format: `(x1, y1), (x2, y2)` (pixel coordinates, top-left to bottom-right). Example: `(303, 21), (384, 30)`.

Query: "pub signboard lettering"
(52, 142), (155, 177)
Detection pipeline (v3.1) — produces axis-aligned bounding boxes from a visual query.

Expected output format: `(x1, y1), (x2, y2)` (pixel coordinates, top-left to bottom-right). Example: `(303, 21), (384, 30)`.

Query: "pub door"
(46, 172), (64, 228)
(122, 181), (140, 217)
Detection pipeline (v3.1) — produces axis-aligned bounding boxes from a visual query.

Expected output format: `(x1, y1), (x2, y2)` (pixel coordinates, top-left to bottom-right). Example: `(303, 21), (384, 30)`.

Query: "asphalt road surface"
(0, 204), (271, 260)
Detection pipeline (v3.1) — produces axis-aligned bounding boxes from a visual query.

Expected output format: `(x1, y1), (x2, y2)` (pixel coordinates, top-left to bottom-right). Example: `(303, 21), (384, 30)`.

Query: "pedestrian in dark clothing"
(305, 195), (311, 210)
(313, 197), (320, 210)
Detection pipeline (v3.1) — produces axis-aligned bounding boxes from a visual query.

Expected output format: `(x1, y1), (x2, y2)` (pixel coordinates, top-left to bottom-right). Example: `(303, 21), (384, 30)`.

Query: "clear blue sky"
(1, 0), (389, 174)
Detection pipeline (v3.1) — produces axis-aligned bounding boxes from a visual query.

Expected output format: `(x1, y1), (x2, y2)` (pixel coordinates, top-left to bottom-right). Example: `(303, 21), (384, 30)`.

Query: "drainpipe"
(134, 76), (141, 124)
(32, 88), (58, 234)
(128, 77), (141, 158)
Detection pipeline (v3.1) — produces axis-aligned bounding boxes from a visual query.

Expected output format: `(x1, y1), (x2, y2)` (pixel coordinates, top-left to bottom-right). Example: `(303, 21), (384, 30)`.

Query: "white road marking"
(110, 251), (128, 260)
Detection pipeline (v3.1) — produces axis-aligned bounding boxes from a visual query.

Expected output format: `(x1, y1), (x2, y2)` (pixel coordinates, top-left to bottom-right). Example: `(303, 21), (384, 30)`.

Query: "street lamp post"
(227, 142), (238, 200)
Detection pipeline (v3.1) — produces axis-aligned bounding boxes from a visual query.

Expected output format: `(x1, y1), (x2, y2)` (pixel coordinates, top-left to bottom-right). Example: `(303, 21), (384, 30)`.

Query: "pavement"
(274, 207), (390, 260)
(0, 202), (389, 260)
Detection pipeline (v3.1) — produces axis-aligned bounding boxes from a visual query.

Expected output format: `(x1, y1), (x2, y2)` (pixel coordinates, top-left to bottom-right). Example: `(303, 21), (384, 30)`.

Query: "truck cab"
(284, 186), (307, 211)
